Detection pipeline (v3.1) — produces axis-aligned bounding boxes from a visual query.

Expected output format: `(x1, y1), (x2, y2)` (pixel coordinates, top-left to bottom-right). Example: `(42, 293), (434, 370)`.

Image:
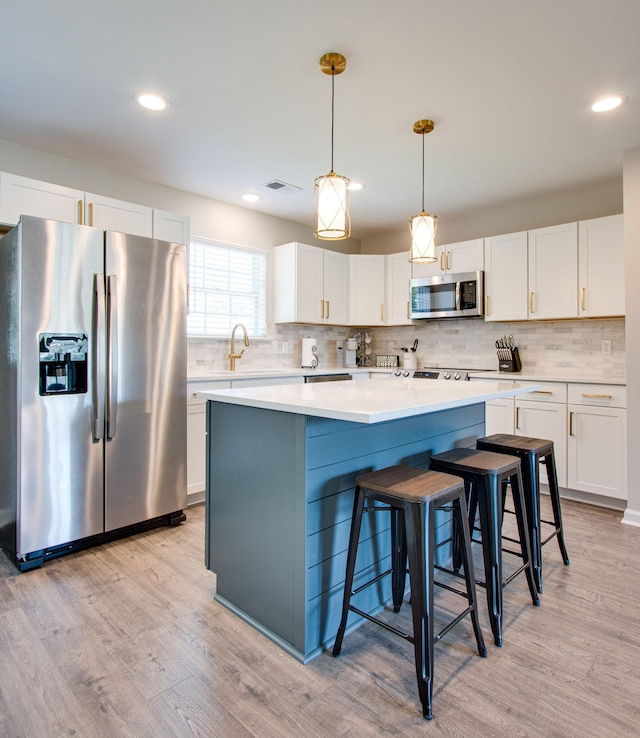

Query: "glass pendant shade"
(409, 211), (438, 262)
(314, 171), (351, 240)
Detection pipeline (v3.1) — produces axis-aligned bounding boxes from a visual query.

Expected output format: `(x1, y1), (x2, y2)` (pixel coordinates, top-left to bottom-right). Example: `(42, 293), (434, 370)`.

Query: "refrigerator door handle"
(92, 274), (106, 440)
(107, 274), (118, 439)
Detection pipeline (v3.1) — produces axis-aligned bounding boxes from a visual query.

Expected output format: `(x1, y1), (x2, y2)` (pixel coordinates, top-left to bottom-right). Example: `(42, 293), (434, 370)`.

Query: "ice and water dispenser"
(38, 333), (88, 395)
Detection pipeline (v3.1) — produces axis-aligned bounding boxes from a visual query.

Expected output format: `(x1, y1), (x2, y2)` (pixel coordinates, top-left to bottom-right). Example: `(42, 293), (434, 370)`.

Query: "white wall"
(0, 139), (362, 253)
(623, 149), (640, 526)
(362, 179), (623, 254)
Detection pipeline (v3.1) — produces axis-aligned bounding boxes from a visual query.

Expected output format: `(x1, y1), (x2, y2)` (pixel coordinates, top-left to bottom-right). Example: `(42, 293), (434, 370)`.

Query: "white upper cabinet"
(274, 242), (348, 325)
(0, 172), (83, 226)
(349, 254), (386, 325)
(385, 251), (412, 325)
(527, 222), (578, 319)
(578, 214), (624, 318)
(84, 192), (152, 237)
(0, 172), (188, 241)
(412, 238), (484, 278)
(152, 208), (191, 244)
(484, 231), (528, 321)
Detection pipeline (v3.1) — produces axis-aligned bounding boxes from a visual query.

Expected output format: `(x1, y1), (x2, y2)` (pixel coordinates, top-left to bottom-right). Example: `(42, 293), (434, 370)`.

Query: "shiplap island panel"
(201, 379), (538, 662)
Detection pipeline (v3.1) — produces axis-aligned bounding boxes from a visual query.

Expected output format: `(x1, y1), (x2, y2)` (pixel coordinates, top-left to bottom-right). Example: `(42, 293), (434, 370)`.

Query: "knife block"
(497, 346), (522, 372)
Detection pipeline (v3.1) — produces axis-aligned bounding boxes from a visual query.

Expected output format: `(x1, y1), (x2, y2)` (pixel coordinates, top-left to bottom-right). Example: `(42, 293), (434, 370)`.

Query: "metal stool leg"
(475, 476), (504, 647)
(403, 499), (434, 720)
(543, 452), (570, 565)
(509, 469), (540, 607)
(390, 508), (408, 612)
(522, 452), (543, 593)
(332, 487), (366, 657)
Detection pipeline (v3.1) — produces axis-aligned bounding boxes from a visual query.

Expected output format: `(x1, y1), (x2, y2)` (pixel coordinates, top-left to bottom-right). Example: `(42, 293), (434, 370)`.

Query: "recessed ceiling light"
(135, 92), (170, 111)
(241, 193), (261, 203)
(347, 182), (364, 191)
(591, 94), (627, 112)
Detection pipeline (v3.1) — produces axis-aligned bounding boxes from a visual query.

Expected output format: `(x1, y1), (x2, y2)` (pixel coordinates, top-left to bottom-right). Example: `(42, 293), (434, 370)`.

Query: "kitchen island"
(200, 379), (537, 663)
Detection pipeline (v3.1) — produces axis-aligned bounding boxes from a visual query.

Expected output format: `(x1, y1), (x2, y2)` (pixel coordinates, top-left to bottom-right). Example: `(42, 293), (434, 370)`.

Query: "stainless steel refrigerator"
(0, 216), (187, 570)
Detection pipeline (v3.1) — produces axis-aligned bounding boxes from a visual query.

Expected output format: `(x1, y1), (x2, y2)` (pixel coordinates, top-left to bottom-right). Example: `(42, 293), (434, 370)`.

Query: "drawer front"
(568, 383), (626, 408)
(516, 381), (567, 403)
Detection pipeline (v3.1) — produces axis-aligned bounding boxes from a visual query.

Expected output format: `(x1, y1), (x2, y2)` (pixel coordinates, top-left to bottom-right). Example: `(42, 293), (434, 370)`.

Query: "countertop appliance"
(0, 216), (187, 570)
(301, 336), (318, 369)
(410, 271), (484, 319)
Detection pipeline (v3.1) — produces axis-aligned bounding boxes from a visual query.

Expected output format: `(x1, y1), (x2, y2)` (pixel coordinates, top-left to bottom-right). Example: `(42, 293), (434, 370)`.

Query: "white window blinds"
(187, 239), (267, 337)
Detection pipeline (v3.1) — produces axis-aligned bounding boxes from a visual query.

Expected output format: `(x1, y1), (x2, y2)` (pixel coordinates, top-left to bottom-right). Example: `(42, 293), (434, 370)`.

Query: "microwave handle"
(455, 281), (461, 311)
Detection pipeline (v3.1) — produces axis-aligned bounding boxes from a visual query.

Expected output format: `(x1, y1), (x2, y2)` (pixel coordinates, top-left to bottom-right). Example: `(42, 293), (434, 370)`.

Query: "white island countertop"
(199, 378), (539, 424)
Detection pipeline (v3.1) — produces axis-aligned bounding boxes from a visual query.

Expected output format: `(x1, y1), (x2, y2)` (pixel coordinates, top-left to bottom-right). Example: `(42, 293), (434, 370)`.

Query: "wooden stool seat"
(430, 448), (540, 647)
(476, 433), (570, 593)
(332, 465), (487, 720)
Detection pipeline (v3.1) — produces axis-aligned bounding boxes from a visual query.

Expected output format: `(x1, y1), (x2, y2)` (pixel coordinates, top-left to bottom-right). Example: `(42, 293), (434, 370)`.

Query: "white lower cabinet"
(567, 384), (627, 499)
(472, 377), (626, 502)
(515, 383), (568, 488)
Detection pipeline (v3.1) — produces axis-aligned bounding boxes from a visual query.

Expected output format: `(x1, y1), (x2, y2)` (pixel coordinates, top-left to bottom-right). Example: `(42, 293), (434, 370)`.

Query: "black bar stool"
(332, 465), (487, 720)
(476, 433), (570, 593)
(429, 448), (540, 647)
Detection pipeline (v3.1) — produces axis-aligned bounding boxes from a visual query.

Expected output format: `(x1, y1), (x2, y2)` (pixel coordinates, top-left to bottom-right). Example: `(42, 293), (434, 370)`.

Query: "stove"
(390, 367), (475, 381)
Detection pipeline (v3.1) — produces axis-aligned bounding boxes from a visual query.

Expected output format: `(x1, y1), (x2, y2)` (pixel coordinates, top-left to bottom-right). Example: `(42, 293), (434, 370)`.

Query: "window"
(187, 238), (267, 337)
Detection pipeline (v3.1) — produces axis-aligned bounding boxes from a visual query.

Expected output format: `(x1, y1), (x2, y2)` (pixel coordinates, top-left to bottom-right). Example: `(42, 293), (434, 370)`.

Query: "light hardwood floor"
(1, 497), (639, 737)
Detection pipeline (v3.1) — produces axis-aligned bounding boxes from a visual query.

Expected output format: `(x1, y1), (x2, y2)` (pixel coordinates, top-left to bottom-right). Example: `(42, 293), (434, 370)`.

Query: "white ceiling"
(1, 0), (638, 239)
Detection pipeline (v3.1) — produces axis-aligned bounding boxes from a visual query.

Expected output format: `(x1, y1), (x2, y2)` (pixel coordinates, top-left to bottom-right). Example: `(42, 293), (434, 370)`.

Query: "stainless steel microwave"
(410, 271), (484, 319)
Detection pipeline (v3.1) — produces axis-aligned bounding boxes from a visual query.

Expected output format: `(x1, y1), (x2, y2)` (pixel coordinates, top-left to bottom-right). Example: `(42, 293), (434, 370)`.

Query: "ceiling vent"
(262, 179), (303, 196)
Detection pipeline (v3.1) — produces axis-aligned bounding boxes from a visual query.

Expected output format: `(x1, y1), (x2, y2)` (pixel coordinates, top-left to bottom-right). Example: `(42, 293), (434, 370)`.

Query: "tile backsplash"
(188, 318), (626, 380)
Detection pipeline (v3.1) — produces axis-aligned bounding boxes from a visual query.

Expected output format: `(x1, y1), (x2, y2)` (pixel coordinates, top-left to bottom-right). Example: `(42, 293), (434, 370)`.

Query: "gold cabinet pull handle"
(88, 201), (94, 227)
(580, 286), (586, 311)
(380, 303), (384, 322)
(406, 301), (410, 320)
(533, 390), (553, 395)
(439, 252), (444, 271)
(320, 299), (325, 320)
(485, 295), (489, 315)
(325, 300), (330, 320)
(569, 411), (574, 436)
(529, 291), (534, 313)
(581, 393), (612, 399)
(78, 199), (84, 225)
(446, 251), (451, 271)
(515, 406), (520, 430)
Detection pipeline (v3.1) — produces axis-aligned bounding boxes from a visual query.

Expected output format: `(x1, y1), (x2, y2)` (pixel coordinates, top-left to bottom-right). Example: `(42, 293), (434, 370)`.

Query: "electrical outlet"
(388, 341), (395, 350)
(601, 340), (612, 355)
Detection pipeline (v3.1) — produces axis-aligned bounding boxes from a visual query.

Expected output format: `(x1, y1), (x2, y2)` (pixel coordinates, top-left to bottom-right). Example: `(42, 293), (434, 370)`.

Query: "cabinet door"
(486, 398), (515, 435)
(153, 208), (190, 244)
(528, 223), (578, 319)
(187, 402), (207, 496)
(567, 405), (627, 499)
(484, 231), (528, 321)
(446, 238), (484, 273)
(295, 243), (325, 323)
(323, 249), (349, 324)
(85, 193), (153, 237)
(385, 251), (412, 325)
(0, 172), (83, 226)
(515, 400), (567, 488)
(349, 255), (386, 325)
(578, 214), (624, 318)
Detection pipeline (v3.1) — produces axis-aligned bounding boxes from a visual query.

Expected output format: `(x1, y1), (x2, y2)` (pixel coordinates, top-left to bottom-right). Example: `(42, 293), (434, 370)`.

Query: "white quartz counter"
(199, 378), (539, 424)
(469, 371), (626, 385)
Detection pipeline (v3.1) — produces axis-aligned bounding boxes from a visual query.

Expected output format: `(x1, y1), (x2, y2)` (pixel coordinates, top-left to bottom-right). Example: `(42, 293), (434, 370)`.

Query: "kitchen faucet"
(228, 323), (250, 371)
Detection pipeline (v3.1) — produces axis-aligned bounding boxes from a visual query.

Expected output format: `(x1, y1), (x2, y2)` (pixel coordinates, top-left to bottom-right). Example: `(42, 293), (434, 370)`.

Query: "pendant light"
(314, 53), (351, 240)
(409, 119), (438, 263)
